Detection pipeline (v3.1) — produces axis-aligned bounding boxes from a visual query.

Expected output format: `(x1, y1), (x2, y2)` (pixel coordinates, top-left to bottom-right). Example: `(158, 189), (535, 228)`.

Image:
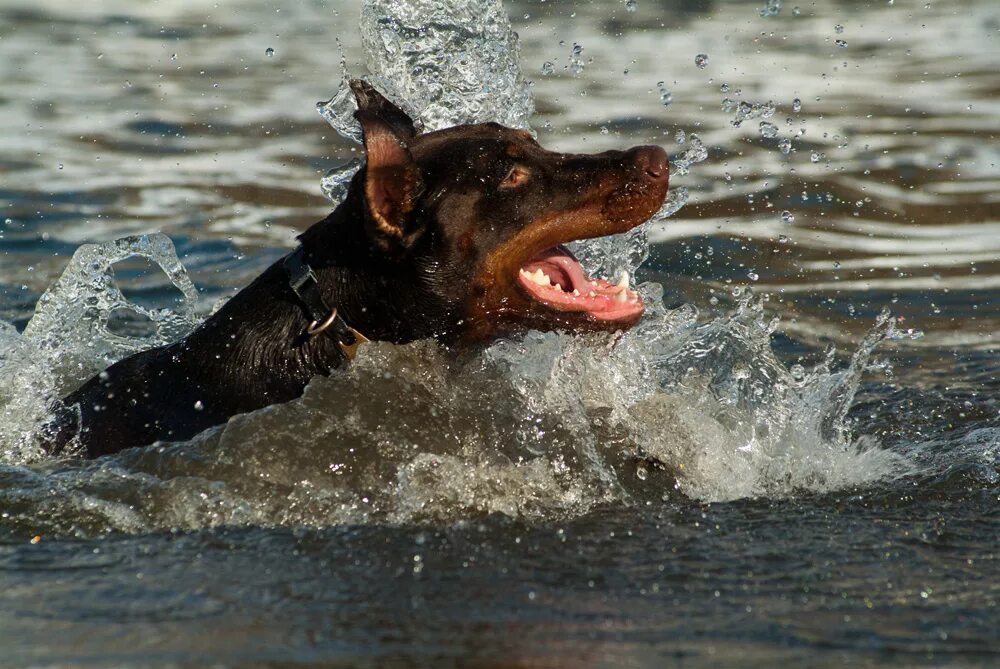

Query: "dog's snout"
(631, 145), (669, 181)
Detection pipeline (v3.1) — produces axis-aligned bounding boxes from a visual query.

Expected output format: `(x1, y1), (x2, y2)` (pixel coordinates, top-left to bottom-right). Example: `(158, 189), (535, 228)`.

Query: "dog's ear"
(350, 79), (417, 140)
(351, 80), (422, 251)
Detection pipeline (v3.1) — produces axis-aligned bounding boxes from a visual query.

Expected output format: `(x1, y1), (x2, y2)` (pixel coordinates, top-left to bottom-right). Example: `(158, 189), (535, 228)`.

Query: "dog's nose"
(631, 145), (669, 181)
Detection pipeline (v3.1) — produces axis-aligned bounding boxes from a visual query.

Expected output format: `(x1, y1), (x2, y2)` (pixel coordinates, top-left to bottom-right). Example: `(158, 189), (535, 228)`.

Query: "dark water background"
(1, 0), (998, 666)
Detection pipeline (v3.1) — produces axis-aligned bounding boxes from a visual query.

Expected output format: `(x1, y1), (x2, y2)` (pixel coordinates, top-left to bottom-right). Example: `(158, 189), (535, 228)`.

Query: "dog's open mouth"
(517, 246), (643, 322)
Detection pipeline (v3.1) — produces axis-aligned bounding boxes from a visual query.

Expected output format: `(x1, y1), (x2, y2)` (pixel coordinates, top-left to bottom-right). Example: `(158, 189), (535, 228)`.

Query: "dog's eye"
(500, 165), (530, 188)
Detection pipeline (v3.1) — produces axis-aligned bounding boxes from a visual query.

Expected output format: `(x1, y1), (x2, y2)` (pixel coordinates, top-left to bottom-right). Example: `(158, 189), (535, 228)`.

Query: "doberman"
(42, 80), (669, 458)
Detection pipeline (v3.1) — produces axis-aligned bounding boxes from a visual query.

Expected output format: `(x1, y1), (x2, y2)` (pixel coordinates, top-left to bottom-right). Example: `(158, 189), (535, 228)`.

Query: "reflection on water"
(0, 0), (998, 666)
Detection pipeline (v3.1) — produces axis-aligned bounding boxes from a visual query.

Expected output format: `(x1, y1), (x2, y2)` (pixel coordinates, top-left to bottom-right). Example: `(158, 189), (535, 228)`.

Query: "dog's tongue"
(518, 246), (644, 321)
(521, 247), (591, 292)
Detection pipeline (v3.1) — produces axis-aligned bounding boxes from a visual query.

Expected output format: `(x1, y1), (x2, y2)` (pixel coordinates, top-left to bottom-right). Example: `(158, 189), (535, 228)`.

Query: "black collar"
(282, 246), (368, 359)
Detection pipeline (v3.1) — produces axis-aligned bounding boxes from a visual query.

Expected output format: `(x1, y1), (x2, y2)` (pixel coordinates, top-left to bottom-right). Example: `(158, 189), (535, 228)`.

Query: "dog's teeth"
(614, 289), (629, 303)
(588, 291), (596, 298)
(527, 269), (549, 286)
(616, 271), (629, 291)
(572, 289), (580, 296)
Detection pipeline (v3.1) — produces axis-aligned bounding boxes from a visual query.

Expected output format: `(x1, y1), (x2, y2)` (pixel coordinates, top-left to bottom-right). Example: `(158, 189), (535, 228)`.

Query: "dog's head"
(348, 79), (669, 340)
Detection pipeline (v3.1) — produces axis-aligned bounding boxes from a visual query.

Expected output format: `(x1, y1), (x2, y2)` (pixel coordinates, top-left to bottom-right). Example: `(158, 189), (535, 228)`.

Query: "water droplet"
(569, 43), (585, 75)
(792, 5), (802, 15)
(792, 97), (802, 112)
(833, 261), (841, 269)
(747, 270), (759, 281)
(778, 138), (792, 154)
(835, 24), (844, 33)
(600, 125), (609, 135)
(835, 39), (848, 48)
(657, 81), (673, 107)
(321, 157), (365, 205)
(674, 129), (686, 144)
(694, 53), (709, 69)
(780, 210), (794, 224)
(265, 47), (275, 57)
(721, 98), (736, 113)
(625, 0), (638, 12)
(810, 151), (823, 162)
(194, 400), (204, 411)
(778, 234), (790, 244)
(759, 0), (783, 17)
(759, 121), (778, 138)
(541, 61), (554, 75)
(789, 364), (806, 381)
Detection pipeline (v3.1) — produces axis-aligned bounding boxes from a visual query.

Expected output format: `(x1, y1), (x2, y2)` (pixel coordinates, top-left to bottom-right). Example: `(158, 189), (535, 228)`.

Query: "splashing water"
(318, 0), (534, 201)
(0, 234), (199, 462)
(0, 284), (909, 533)
(0, 242), (909, 532)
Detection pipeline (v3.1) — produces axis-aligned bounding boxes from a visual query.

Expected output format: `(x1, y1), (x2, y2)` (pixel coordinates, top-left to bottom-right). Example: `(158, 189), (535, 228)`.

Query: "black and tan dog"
(43, 80), (669, 458)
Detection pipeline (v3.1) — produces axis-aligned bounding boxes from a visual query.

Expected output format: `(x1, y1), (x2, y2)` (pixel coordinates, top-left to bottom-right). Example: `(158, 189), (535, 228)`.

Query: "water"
(1, 0), (998, 666)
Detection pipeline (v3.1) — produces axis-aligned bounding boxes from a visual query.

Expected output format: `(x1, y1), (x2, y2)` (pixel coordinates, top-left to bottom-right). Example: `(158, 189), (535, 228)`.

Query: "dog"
(41, 80), (669, 458)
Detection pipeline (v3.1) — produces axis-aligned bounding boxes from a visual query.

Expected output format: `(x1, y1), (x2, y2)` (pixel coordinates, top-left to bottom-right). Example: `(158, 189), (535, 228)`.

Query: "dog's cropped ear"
(352, 81), (423, 251)
(350, 79), (418, 140)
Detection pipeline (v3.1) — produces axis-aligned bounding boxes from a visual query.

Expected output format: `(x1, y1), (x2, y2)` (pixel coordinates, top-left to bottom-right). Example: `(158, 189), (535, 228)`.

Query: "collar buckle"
(336, 325), (370, 360)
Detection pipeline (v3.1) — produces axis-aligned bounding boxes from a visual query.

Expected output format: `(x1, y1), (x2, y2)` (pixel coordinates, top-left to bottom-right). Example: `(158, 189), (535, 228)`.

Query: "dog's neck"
(294, 189), (451, 345)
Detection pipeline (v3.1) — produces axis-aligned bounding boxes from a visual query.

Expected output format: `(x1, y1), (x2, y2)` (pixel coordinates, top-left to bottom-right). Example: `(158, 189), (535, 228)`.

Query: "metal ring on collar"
(305, 308), (338, 337)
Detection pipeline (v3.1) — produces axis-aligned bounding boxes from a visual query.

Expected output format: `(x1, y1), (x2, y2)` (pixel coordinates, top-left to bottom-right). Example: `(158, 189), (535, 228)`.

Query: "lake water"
(1, 0), (998, 666)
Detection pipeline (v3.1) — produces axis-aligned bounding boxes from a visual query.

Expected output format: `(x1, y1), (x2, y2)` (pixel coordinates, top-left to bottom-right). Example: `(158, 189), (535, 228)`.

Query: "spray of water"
(0, 234), (198, 462)
(0, 272), (910, 534)
(318, 0), (534, 202)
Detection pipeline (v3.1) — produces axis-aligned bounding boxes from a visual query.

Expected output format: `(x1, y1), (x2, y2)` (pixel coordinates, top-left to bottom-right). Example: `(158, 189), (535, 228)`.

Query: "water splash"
(23, 234), (197, 363)
(0, 288), (911, 533)
(0, 234), (199, 463)
(318, 0), (534, 205)
(317, 0), (532, 140)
